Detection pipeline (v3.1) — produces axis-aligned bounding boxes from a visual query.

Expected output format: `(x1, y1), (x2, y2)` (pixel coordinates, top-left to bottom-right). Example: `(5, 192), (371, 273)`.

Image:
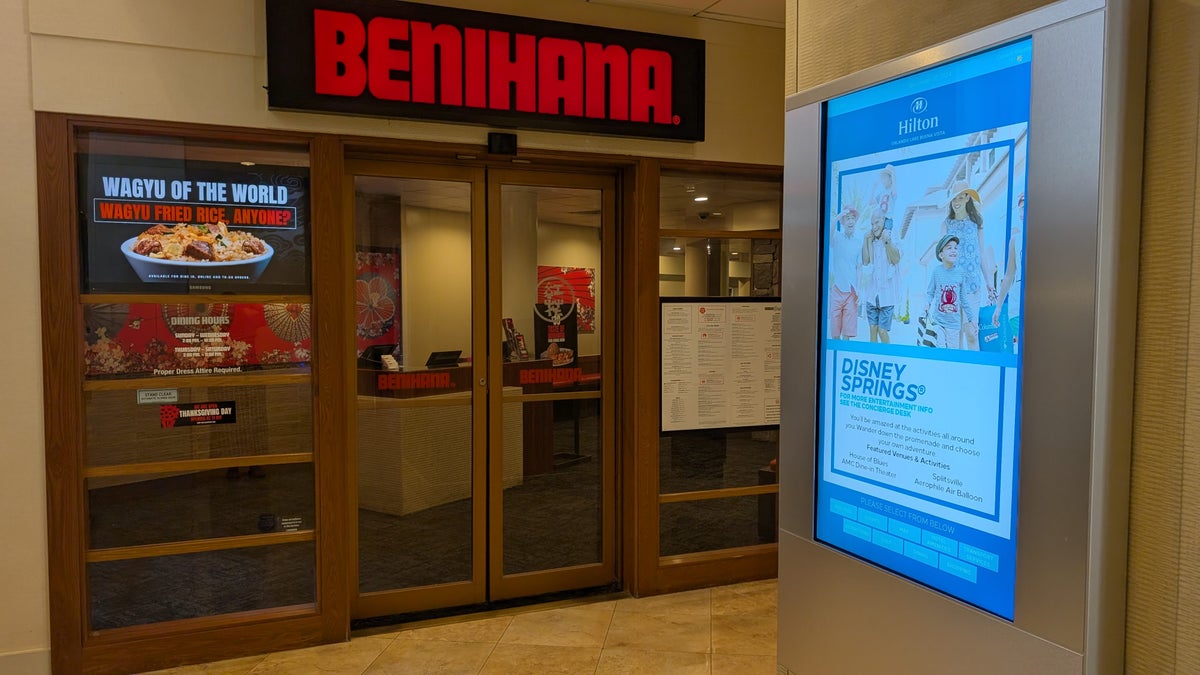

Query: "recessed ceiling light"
(694, 196), (708, 202)
(672, 246), (682, 251)
(240, 161), (256, 166)
(731, 252), (738, 256)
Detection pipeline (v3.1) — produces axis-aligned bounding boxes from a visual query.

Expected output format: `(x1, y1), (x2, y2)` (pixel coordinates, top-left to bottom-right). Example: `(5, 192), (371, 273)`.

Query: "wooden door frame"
(485, 168), (620, 601)
(342, 159), (490, 619)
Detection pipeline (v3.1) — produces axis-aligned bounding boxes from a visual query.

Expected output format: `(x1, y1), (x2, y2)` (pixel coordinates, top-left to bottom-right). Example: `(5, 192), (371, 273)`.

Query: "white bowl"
(121, 237), (274, 283)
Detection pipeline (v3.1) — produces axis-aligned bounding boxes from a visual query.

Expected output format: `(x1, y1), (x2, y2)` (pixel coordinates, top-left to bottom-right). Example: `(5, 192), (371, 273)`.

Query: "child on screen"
(869, 165), (898, 231)
(829, 206), (861, 340)
(860, 208), (902, 343)
(925, 234), (974, 349)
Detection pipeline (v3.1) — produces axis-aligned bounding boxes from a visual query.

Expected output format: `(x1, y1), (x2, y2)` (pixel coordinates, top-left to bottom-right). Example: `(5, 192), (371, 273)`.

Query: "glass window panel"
(660, 495), (778, 557)
(659, 429), (779, 494)
(88, 463), (314, 549)
(500, 184), (604, 363)
(357, 396), (473, 592)
(504, 397), (603, 574)
(499, 183), (606, 576)
(71, 130), (319, 636)
(88, 542), (315, 631)
(657, 170), (782, 558)
(358, 495), (472, 593)
(85, 382), (313, 467)
(658, 171), (781, 232)
(353, 175), (473, 374)
(658, 237), (780, 298)
(354, 175), (475, 593)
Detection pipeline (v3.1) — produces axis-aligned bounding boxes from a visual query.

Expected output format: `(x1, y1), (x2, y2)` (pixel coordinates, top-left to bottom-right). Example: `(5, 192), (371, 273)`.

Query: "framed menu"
(660, 297), (781, 432)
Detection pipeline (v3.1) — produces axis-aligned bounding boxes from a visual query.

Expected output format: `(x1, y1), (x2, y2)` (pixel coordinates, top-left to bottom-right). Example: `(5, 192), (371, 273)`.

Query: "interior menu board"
(79, 155), (310, 294)
(661, 298), (781, 432)
(815, 40), (1030, 619)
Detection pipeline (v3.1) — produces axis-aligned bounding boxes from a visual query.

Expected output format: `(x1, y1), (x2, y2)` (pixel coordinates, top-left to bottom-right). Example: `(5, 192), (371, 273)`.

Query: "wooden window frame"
(631, 159), (784, 596)
(37, 113), (348, 674)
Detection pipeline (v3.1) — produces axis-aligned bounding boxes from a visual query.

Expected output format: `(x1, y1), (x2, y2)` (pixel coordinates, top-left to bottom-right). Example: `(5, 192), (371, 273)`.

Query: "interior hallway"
(147, 579), (777, 674)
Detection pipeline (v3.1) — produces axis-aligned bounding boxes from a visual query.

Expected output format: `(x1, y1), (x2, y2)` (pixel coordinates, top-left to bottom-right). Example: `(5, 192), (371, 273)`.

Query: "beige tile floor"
(148, 579), (777, 675)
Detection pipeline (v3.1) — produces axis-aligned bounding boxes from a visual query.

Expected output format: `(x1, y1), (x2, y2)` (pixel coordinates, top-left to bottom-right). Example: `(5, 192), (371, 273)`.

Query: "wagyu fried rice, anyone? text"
(131, 222), (268, 262)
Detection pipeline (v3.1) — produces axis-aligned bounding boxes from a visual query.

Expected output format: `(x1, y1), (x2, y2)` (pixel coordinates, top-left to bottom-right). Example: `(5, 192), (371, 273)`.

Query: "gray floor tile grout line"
(586, 600), (615, 675)
(477, 614), (517, 674)
(708, 587), (715, 672)
(357, 630), (399, 675)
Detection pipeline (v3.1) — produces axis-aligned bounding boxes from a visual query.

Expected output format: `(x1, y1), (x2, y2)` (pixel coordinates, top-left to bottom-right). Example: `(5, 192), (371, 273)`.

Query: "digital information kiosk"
(778, 1), (1145, 672)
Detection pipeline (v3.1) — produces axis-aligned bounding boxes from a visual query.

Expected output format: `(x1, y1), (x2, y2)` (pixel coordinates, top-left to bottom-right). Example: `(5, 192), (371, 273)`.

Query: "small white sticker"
(280, 517), (303, 532)
(137, 388), (178, 405)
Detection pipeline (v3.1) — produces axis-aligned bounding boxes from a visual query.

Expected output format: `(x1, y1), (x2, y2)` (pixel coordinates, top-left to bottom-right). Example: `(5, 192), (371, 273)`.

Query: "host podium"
(356, 355), (602, 510)
(356, 388), (523, 516)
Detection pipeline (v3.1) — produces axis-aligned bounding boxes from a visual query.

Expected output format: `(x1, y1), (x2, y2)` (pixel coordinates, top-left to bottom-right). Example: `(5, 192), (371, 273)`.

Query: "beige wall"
(401, 206), (473, 367)
(0, 0), (52, 670)
(399, 206), (608, 364)
(501, 189), (539, 353)
(6, 2), (782, 668)
(1126, 2), (1200, 671)
(785, 0), (1056, 95)
(29, 0), (783, 165)
(785, 0), (1199, 669)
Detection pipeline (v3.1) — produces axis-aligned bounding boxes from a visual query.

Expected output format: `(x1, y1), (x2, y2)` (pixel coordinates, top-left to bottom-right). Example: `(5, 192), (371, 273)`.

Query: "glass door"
(346, 162), (616, 618)
(487, 170), (617, 600)
(347, 161), (487, 618)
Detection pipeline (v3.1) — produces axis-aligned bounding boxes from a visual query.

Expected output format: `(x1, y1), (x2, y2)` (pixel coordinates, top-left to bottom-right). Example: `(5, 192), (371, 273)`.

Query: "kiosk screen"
(815, 38), (1031, 619)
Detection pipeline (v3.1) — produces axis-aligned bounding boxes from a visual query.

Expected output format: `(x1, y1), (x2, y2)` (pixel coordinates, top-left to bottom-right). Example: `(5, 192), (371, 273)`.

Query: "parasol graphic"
(536, 266), (595, 331)
(84, 304), (130, 344)
(264, 303), (312, 343)
(355, 275), (396, 339)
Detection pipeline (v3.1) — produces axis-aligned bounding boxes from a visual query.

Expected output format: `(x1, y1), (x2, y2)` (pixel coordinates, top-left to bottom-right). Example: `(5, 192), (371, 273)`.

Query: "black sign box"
(267, 0), (705, 141)
(160, 401), (237, 428)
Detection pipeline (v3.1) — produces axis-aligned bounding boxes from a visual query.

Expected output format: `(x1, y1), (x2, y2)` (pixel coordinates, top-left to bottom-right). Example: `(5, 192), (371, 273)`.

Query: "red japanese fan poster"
(536, 266), (595, 333)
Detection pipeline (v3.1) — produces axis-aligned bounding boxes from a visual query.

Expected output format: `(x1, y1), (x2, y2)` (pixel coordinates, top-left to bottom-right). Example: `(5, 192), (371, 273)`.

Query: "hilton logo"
(899, 96), (938, 135)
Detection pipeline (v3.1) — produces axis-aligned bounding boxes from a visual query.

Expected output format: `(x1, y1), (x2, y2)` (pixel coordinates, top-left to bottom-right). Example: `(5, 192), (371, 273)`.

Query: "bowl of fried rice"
(121, 222), (274, 283)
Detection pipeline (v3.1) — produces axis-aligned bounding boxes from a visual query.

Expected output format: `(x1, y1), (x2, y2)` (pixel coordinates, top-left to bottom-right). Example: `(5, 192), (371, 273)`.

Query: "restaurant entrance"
(37, 115), (779, 674)
(346, 160), (618, 620)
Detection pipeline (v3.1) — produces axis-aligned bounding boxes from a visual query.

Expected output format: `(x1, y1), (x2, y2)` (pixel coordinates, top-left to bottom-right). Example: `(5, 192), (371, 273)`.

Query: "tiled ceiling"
(358, 173), (780, 231)
(659, 172), (781, 228)
(586, 0), (784, 28)
(356, 177), (603, 228)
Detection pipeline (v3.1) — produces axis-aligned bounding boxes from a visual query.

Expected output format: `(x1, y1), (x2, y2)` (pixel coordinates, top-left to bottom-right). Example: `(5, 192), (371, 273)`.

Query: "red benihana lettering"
(310, 9), (673, 124)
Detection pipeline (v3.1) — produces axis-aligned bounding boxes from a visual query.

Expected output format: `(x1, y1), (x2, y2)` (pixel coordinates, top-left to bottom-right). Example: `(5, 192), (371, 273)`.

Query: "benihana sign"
(267, 0), (705, 141)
